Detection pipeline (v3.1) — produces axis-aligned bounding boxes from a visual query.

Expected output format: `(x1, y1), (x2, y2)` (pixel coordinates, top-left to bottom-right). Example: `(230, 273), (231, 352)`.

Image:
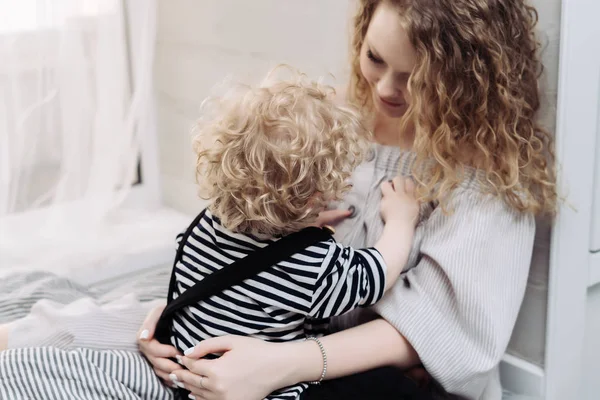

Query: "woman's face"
(359, 2), (417, 118)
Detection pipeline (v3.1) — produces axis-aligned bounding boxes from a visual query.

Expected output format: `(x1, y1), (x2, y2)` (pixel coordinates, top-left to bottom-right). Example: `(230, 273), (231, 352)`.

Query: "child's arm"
(307, 177), (418, 319)
(376, 176), (419, 292)
(308, 244), (387, 319)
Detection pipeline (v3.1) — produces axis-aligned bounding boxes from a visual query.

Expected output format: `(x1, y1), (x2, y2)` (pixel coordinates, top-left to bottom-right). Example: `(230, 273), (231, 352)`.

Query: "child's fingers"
(315, 209), (352, 227)
(392, 177), (406, 194)
(404, 177), (416, 194)
(380, 181), (395, 197)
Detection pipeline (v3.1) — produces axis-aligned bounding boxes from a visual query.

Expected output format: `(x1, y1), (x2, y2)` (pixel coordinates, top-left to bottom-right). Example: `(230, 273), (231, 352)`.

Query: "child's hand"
(313, 208), (352, 228)
(380, 176), (419, 227)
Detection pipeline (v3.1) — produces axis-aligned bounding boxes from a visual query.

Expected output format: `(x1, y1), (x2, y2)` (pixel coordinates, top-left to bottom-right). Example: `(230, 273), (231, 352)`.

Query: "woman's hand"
(137, 303), (182, 386)
(170, 335), (317, 400)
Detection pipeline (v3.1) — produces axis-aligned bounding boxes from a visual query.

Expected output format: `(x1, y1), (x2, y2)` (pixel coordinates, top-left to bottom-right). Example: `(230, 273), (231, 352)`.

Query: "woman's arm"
(291, 318), (420, 383)
(372, 189), (536, 398)
(174, 318), (420, 400)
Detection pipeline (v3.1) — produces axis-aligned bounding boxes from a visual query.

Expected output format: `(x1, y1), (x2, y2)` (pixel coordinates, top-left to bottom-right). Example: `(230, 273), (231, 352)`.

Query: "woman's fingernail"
(175, 355), (183, 363)
(183, 347), (195, 356)
(169, 374), (185, 388)
(189, 395), (196, 400)
(139, 329), (149, 340)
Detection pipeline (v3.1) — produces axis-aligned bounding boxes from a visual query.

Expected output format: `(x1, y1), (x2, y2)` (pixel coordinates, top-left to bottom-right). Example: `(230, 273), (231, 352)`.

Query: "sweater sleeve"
(373, 189), (535, 399)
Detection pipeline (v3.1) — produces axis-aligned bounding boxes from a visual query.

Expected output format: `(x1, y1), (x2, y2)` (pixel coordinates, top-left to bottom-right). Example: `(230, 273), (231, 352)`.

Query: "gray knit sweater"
(332, 144), (535, 400)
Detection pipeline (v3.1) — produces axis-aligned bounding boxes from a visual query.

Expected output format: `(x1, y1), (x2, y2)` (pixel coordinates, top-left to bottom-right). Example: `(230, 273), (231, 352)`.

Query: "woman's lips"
(378, 96), (404, 108)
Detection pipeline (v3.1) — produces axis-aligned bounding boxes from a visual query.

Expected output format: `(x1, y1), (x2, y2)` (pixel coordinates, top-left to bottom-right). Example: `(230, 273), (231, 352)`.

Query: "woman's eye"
(367, 50), (384, 65)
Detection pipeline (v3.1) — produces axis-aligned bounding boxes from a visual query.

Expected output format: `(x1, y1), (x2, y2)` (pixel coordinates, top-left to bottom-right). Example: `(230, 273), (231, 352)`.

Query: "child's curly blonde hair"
(193, 69), (370, 236)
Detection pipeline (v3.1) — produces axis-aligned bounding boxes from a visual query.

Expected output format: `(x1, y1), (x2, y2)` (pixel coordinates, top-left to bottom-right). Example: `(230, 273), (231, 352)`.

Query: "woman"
(138, 0), (556, 399)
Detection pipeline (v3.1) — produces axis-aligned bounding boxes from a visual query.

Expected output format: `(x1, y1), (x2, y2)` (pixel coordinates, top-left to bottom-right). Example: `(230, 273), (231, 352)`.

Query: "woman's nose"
(376, 74), (400, 99)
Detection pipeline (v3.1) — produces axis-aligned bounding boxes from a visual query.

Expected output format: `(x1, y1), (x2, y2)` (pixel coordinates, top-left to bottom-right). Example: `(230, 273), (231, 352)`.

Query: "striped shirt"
(169, 210), (387, 400)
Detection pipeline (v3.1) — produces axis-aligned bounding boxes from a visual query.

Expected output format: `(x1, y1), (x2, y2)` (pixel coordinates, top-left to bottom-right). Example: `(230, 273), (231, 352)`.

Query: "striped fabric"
(0, 272), (92, 324)
(0, 267), (174, 399)
(170, 210), (387, 400)
(0, 347), (171, 400)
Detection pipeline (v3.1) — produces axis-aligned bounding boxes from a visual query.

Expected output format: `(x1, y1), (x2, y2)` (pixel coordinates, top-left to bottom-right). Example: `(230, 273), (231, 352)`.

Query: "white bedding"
(0, 206), (190, 286)
(0, 263), (174, 400)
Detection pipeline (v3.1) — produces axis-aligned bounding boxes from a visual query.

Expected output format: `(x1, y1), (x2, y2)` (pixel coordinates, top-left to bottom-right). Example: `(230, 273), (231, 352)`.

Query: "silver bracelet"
(305, 336), (327, 384)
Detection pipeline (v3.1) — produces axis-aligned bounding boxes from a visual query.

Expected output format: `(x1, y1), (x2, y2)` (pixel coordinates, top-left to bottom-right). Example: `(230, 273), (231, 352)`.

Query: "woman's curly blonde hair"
(349, 0), (557, 215)
(193, 69), (370, 236)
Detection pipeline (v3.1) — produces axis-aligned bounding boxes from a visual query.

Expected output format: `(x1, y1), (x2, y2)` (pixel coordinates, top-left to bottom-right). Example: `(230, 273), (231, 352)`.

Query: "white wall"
(154, 0), (561, 368)
(582, 285), (600, 399)
(507, 0), (562, 368)
(154, 0), (353, 215)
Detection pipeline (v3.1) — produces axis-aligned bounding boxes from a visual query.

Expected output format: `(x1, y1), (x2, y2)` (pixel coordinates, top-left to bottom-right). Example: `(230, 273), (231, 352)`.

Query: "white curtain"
(0, 0), (158, 270)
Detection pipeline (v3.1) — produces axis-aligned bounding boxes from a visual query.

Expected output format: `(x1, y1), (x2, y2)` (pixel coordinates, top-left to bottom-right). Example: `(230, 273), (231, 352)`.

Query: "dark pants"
(301, 366), (435, 400)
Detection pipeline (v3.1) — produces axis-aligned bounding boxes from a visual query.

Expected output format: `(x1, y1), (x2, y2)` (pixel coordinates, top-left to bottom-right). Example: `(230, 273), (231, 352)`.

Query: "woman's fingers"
(171, 368), (213, 391)
(186, 370), (210, 390)
(137, 302), (166, 340)
(184, 335), (236, 359)
(186, 388), (212, 400)
(146, 354), (181, 374)
(145, 357), (180, 388)
(180, 356), (214, 376)
(155, 368), (177, 386)
(185, 386), (212, 400)
(146, 355), (181, 388)
(139, 338), (181, 358)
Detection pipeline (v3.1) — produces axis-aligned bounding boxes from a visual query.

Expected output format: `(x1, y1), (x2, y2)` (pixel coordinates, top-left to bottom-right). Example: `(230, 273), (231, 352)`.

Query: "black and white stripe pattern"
(0, 266), (174, 399)
(0, 348), (172, 400)
(170, 210), (386, 399)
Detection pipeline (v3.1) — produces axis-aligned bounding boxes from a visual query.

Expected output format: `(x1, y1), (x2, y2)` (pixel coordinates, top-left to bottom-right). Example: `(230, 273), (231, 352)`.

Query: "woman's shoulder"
(422, 181), (536, 241)
(394, 151), (533, 219)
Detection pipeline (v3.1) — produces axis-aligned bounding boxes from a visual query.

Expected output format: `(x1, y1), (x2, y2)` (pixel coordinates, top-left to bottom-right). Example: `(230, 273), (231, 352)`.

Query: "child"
(165, 70), (419, 400)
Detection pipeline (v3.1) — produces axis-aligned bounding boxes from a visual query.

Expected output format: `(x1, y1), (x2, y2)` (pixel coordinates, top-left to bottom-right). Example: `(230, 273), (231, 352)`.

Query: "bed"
(0, 205), (191, 399)
(0, 262), (177, 399)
